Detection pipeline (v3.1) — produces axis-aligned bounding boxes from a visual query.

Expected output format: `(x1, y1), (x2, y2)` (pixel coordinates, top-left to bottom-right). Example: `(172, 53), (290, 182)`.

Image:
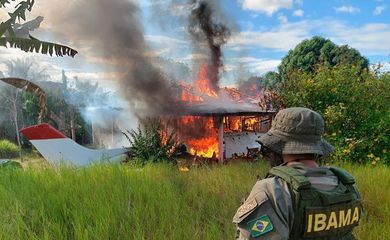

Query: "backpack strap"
(267, 166), (311, 190)
(327, 167), (357, 205)
(329, 167), (355, 185)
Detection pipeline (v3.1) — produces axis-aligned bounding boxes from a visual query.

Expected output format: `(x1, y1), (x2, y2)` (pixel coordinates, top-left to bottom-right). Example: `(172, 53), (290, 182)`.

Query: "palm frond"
(0, 21), (13, 37)
(0, 77), (46, 122)
(0, 0), (35, 36)
(8, 0), (34, 21)
(0, 0), (17, 8)
(0, 36), (78, 57)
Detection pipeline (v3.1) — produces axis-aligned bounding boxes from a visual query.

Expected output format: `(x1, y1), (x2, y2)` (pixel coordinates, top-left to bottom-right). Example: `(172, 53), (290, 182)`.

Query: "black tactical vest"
(267, 166), (362, 240)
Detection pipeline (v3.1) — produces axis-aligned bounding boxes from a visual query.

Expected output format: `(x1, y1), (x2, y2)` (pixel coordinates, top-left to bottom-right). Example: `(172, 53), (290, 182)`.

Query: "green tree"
(42, 71), (109, 144)
(263, 71), (282, 89)
(0, 83), (23, 146)
(0, 0), (77, 57)
(281, 64), (390, 165)
(62, 73), (109, 142)
(279, 36), (368, 80)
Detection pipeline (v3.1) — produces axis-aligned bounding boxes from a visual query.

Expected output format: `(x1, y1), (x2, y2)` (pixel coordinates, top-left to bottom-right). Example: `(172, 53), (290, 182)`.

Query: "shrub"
(0, 139), (19, 159)
(123, 118), (178, 164)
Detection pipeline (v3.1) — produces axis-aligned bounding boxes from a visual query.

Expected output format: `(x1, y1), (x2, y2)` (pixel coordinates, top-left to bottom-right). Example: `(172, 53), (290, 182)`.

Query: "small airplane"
(20, 123), (130, 167)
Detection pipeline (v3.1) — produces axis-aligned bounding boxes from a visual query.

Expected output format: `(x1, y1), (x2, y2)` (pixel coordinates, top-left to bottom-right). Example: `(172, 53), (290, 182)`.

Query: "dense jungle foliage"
(280, 65), (389, 165)
(265, 37), (390, 165)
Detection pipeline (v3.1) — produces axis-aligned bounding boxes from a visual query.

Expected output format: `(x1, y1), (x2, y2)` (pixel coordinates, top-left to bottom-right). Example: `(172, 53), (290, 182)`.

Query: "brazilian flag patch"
(247, 215), (274, 238)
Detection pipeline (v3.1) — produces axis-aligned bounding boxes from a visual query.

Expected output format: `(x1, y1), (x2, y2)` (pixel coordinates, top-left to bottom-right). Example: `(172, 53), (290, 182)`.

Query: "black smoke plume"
(49, 0), (184, 117)
(189, 0), (231, 92)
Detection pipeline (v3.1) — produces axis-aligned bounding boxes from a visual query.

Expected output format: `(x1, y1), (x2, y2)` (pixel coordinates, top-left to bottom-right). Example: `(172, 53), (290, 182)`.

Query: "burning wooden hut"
(165, 102), (275, 163)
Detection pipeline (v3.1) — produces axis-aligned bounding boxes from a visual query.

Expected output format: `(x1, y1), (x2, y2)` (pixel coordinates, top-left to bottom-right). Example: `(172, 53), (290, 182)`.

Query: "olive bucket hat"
(258, 107), (334, 157)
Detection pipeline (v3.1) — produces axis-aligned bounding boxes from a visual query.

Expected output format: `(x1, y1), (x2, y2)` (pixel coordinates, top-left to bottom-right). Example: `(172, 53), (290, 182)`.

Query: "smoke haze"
(37, 0), (184, 117)
(33, 0), (236, 121)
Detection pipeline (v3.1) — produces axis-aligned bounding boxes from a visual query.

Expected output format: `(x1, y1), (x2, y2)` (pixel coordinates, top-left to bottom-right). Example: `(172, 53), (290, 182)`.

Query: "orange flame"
(227, 116), (242, 132)
(180, 116), (218, 158)
(243, 117), (258, 131)
(175, 64), (221, 158)
(196, 64), (218, 98)
(180, 81), (203, 103)
(188, 136), (218, 158)
(182, 65), (219, 157)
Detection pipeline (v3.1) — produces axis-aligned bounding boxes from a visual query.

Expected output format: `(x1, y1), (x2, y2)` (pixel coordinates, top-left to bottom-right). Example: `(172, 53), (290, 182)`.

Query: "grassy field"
(0, 159), (388, 239)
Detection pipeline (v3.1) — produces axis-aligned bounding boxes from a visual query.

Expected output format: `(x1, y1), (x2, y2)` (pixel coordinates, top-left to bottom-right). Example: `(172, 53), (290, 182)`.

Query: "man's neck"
(283, 154), (319, 168)
(286, 160), (319, 168)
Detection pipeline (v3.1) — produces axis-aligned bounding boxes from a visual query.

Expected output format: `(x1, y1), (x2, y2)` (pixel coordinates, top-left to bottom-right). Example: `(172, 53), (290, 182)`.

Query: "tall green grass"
(341, 164), (390, 240)
(0, 162), (388, 239)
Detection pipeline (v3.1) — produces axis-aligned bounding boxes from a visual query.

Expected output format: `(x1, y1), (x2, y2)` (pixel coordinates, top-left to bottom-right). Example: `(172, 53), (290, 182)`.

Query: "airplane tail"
(20, 123), (129, 167)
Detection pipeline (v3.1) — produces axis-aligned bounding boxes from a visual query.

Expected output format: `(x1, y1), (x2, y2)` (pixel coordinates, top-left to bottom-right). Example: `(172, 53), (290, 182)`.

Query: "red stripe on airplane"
(20, 123), (67, 140)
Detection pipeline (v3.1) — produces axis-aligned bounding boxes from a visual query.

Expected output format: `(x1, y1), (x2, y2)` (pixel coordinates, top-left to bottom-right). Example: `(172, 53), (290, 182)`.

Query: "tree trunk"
(70, 108), (76, 141)
(12, 92), (21, 148)
(91, 120), (95, 145)
(12, 91), (22, 161)
(50, 111), (66, 132)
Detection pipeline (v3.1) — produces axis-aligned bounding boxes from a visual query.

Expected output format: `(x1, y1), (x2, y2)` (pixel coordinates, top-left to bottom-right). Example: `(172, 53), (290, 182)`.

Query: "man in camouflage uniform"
(233, 107), (362, 240)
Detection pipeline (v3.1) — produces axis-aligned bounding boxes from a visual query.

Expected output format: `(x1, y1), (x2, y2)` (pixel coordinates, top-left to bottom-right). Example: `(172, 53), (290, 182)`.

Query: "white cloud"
(145, 35), (186, 45)
(252, 59), (281, 73)
(370, 62), (390, 73)
(169, 3), (191, 17)
(227, 18), (390, 58)
(373, 6), (386, 15)
(227, 21), (311, 51)
(293, 9), (304, 17)
(136, 0), (160, 7)
(144, 35), (190, 59)
(277, 14), (288, 24)
(321, 21), (390, 55)
(225, 45), (255, 52)
(227, 57), (281, 74)
(180, 53), (208, 62)
(235, 57), (264, 63)
(144, 48), (172, 57)
(222, 64), (235, 72)
(240, 0), (293, 16)
(380, 62), (390, 72)
(334, 5), (360, 14)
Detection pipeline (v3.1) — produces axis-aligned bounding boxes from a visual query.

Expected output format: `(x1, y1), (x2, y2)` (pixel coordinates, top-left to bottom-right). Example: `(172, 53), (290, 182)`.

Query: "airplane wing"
(20, 123), (129, 167)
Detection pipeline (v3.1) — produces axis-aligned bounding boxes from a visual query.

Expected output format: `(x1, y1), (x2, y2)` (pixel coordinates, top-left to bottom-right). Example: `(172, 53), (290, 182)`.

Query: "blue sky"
(140, 0), (390, 85)
(1, 0), (390, 88)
